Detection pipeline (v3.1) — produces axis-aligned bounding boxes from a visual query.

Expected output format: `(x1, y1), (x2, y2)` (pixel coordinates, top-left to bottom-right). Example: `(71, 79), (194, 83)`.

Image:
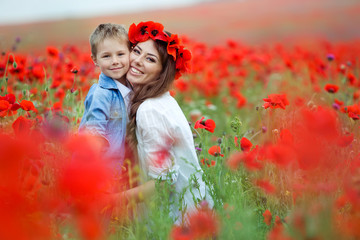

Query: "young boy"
(79, 23), (132, 172)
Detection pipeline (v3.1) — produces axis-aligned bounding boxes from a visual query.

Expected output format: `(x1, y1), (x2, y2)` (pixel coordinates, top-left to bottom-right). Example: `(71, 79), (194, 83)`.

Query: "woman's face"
(126, 39), (163, 86)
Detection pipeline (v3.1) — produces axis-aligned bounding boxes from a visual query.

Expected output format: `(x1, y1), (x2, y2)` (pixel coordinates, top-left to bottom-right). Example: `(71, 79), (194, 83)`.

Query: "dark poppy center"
(151, 30), (158, 36)
(140, 26), (148, 35)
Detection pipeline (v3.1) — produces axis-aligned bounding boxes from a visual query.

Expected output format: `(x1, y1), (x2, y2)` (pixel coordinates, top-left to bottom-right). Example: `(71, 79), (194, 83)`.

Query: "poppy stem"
(192, 127), (202, 141)
(249, 130), (262, 141)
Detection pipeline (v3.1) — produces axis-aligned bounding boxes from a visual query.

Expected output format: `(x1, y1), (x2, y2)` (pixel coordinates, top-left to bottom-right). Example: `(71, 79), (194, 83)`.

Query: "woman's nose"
(132, 55), (143, 66)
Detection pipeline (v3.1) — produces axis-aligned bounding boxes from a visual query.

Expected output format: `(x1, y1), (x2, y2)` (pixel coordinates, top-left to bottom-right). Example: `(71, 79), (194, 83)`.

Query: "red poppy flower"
(267, 143), (296, 167)
(167, 34), (181, 60)
(0, 93), (16, 104)
(46, 46), (59, 58)
(70, 67), (79, 74)
(337, 133), (354, 147)
(0, 94), (21, 117)
(256, 179), (276, 194)
(263, 94), (289, 110)
(194, 117), (216, 133)
(334, 98), (343, 106)
(347, 72), (357, 85)
(0, 100), (10, 111)
(279, 128), (293, 145)
(240, 137), (252, 152)
(324, 84), (339, 93)
(341, 104), (360, 120)
(12, 116), (33, 136)
(20, 100), (38, 113)
(275, 216), (282, 226)
(208, 145), (224, 157)
(175, 47), (192, 73)
(201, 158), (216, 167)
(128, 22), (150, 44)
(147, 21), (168, 41)
(188, 208), (219, 239)
(227, 146), (263, 170)
(263, 209), (272, 226)
(170, 225), (193, 240)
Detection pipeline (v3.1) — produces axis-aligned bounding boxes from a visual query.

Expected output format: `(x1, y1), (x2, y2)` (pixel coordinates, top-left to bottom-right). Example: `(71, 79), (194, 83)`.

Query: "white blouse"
(136, 91), (213, 223)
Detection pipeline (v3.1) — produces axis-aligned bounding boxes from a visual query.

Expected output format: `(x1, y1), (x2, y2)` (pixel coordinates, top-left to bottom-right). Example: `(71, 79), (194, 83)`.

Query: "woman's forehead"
(136, 40), (160, 57)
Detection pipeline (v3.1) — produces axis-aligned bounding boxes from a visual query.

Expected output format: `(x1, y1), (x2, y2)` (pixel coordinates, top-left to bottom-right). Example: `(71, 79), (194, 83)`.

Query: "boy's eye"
(102, 55), (110, 58)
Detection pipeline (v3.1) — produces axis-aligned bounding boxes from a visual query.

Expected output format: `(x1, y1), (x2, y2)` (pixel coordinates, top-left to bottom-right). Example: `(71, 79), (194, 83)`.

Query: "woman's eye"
(133, 49), (140, 54)
(147, 57), (155, 63)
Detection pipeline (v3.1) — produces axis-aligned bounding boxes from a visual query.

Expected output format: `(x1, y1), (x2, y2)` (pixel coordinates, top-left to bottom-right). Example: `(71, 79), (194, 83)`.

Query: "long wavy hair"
(126, 38), (176, 149)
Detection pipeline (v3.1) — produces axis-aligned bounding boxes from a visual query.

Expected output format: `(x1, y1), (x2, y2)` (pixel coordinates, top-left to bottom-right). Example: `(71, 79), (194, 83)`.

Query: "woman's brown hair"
(126, 38), (176, 149)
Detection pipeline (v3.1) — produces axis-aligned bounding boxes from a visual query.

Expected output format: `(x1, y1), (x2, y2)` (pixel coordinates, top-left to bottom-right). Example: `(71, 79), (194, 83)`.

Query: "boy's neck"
(116, 78), (127, 86)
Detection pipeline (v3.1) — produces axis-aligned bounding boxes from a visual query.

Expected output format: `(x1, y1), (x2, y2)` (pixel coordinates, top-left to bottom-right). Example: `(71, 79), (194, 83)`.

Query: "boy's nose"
(112, 56), (119, 64)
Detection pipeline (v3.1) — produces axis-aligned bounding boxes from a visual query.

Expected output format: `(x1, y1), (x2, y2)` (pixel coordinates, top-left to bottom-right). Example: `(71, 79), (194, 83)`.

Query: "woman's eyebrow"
(135, 45), (159, 60)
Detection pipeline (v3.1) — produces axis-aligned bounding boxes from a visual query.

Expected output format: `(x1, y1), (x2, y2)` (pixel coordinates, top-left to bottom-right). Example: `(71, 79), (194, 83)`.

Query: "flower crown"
(128, 21), (191, 79)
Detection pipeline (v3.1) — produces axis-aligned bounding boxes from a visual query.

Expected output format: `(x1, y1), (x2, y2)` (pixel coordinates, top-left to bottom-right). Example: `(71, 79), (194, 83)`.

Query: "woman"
(117, 21), (213, 224)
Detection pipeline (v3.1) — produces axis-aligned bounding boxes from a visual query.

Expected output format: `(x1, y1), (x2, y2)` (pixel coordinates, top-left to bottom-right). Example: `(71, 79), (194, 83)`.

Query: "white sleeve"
(136, 105), (180, 183)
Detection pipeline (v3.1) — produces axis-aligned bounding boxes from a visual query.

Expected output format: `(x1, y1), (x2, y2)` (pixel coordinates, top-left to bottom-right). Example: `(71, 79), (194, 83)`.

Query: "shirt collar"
(98, 72), (118, 90)
(115, 79), (132, 98)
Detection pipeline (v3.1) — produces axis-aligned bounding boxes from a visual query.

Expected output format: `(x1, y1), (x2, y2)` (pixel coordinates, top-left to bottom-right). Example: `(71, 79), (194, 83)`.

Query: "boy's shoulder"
(87, 82), (114, 99)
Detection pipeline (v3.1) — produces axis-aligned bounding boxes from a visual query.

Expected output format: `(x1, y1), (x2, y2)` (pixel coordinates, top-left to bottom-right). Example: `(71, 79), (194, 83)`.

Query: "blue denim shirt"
(79, 73), (127, 171)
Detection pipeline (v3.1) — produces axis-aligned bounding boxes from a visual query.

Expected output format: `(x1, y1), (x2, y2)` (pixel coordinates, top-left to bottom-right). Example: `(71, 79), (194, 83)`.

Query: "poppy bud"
(262, 126), (267, 133)
(70, 67), (78, 74)
(326, 53), (335, 61)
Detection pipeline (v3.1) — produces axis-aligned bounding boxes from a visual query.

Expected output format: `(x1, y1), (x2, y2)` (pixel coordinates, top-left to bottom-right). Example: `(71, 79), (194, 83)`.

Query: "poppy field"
(1, 26), (360, 240)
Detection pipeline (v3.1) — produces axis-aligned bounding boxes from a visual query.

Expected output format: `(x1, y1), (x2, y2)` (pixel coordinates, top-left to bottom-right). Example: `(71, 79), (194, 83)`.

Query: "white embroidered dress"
(136, 91), (213, 223)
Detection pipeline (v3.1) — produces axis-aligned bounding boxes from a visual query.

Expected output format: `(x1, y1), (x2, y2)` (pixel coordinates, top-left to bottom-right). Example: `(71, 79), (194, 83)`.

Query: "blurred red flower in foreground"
(263, 209), (272, 226)
(171, 207), (219, 240)
(12, 116), (33, 136)
(256, 179), (276, 194)
(194, 116), (216, 133)
(263, 94), (289, 110)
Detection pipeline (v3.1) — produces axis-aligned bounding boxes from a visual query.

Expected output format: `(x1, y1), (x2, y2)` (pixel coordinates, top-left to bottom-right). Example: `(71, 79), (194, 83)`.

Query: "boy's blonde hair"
(89, 23), (129, 57)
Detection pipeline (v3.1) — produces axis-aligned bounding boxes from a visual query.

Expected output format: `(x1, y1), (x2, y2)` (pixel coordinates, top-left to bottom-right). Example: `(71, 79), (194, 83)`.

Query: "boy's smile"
(92, 38), (130, 85)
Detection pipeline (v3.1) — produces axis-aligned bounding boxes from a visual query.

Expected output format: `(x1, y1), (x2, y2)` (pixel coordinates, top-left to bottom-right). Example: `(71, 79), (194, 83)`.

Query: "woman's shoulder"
(139, 92), (175, 111)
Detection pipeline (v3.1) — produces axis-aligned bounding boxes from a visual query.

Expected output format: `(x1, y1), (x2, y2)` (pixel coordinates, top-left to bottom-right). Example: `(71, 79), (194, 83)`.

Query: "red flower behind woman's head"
(128, 21), (192, 79)
(128, 22), (150, 43)
(167, 34), (181, 60)
(147, 21), (167, 41)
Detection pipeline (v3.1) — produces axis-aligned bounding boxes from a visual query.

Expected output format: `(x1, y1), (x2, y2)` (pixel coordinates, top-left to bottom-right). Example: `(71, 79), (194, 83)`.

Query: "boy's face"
(92, 38), (130, 84)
